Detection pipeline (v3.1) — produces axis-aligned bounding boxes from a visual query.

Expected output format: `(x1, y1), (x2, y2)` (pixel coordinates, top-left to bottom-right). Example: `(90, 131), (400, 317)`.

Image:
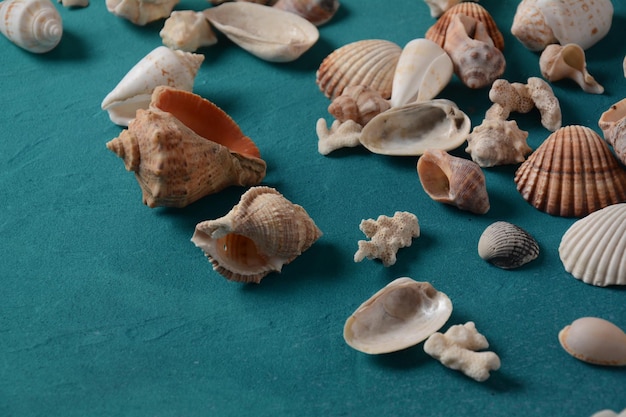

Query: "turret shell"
(478, 221), (539, 269)
(0, 0), (63, 53)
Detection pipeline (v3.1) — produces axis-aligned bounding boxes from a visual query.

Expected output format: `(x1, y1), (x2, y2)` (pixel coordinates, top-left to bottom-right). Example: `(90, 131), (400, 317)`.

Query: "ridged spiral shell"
(0, 0), (63, 53)
(478, 221), (539, 269)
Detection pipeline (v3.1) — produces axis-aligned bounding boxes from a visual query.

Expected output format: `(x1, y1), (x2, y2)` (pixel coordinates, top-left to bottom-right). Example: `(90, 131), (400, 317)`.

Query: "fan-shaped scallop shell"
(559, 203), (626, 287)
(424, 2), (504, 51)
(343, 278), (453, 354)
(191, 186), (322, 284)
(514, 125), (626, 217)
(0, 0), (63, 53)
(316, 39), (401, 100)
(478, 221), (539, 269)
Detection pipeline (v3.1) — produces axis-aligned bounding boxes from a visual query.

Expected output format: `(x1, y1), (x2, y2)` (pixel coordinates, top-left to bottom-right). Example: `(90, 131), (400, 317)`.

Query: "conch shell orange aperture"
(106, 86), (266, 208)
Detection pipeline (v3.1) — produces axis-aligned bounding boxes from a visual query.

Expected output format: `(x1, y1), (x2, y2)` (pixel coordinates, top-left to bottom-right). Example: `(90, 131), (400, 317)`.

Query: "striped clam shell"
(514, 125), (626, 217)
(424, 2), (504, 51)
(478, 221), (539, 269)
(316, 39), (401, 100)
(559, 203), (626, 287)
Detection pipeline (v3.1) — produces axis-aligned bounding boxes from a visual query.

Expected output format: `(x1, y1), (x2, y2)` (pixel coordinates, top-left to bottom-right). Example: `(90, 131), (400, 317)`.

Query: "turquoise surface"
(1, 0), (625, 416)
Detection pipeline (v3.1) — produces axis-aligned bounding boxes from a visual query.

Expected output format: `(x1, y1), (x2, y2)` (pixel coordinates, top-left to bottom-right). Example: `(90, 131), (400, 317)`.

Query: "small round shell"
(478, 221), (539, 269)
(0, 0), (63, 53)
(559, 317), (626, 366)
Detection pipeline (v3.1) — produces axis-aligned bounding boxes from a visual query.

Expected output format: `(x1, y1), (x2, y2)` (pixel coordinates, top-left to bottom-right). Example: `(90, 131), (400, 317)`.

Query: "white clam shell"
(0, 0), (63, 53)
(558, 203), (626, 287)
(558, 317), (626, 366)
(106, 0), (179, 26)
(204, 2), (319, 62)
(101, 46), (204, 127)
(343, 278), (453, 354)
(390, 38), (453, 107)
(359, 99), (470, 156)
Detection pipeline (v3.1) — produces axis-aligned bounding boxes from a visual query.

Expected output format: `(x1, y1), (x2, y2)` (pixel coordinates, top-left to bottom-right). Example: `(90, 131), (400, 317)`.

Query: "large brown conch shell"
(598, 98), (626, 166)
(417, 149), (490, 214)
(514, 125), (626, 217)
(106, 86), (266, 208)
(191, 186), (323, 283)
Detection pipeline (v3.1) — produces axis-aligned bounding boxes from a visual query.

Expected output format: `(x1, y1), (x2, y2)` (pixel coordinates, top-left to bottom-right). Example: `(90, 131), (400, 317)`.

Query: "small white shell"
(101, 46), (204, 126)
(390, 38), (453, 107)
(559, 203), (626, 287)
(343, 278), (453, 354)
(478, 221), (539, 269)
(540, 43), (604, 94)
(0, 0), (63, 53)
(204, 2), (319, 62)
(465, 118), (531, 167)
(106, 0), (179, 26)
(160, 10), (218, 52)
(558, 317), (626, 366)
(359, 99), (470, 156)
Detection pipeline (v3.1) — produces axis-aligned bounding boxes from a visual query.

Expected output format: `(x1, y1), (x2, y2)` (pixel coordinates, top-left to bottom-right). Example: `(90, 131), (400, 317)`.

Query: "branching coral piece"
(316, 118), (362, 155)
(354, 211), (420, 267)
(423, 321), (501, 382)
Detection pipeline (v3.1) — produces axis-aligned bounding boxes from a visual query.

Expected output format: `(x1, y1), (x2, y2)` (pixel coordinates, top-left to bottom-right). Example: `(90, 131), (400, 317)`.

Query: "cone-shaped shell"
(0, 0), (63, 53)
(425, 2), (504, 51)
(417, 149), (489, 214)
(514, 125), (626, 217)
(106, 86), (266, 208)
(478, 221), (539, 269)
(343, 278), (453, 354)
(316, 39), (401, 100)
(191, 186), (322, 284)
(559, 203), (626, 287)
(558, 317), (626, 366)
(272, 0), (339, 26)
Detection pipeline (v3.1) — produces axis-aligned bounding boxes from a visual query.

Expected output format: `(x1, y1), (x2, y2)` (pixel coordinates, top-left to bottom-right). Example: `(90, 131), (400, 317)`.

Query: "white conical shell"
(101, 46), (204, 127)
(559, 203), (626, 287)
(390, 38), (453, 107)
(0, 0), (63, 53)
(106, 0), (179, 26)
(558, 317), (626, 366)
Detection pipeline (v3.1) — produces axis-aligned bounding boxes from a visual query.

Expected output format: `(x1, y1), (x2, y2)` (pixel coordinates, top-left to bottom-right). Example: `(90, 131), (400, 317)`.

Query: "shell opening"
(215, 233), (271, 270)
(418, 157), (450, 199)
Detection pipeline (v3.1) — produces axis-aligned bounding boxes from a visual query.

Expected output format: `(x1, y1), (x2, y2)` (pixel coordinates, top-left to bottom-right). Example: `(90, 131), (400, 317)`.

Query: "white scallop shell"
(390, 38), (453, 107)
(106, 0), (179, 26)
(101, 46), (204, 126)
(343, 278), (453, 354)
(204, 2), (319, 62)
(559, 203), (626, 287)
(0, 0), (63, 53)
(558, 317), (626, 366)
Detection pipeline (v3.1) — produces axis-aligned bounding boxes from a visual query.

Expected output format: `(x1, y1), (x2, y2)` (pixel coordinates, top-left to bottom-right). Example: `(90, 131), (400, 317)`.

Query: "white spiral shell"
(0, 0), (63, 53)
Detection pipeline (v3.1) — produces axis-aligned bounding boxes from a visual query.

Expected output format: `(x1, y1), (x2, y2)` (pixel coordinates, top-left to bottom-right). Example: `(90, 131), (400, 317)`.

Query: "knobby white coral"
(316, 118), (362, 155)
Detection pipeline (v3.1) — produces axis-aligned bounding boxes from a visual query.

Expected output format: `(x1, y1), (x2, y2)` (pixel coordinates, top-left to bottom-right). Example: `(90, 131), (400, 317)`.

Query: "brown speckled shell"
(514, 125), (626, 217)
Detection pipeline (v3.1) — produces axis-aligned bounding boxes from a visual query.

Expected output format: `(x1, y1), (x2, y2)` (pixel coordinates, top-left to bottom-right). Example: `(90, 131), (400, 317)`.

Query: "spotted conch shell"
(101, 46), (204, 126)
(539, 43), (604, 94)
(159, 10), (218, 52)
(511, 0), (613, 51)
(191, 186), (322, 284)
(106, 86), (267, 208)
(0, 0), (63, 53)
(106, 0), (179, 25)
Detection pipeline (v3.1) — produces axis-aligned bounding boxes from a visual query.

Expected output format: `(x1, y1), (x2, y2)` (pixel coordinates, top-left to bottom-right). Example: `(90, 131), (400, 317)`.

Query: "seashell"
(315, 118), (362, 155)
(558, 203), (626, 287)
(106, 86), (266, 208)
(598, 98), (626, 166)
(191, 186), (322, 284)
(514, 125), (626, 217)
(354, 211), (420, 267)
(272, 0), (339, 26)
(204, 2), (319, 62)
(316, 39), (401, 100)
(511, 0), (613, 51)
(558, 317), (626, 366)
(390, 38), (453, 107)
(106, 0), (179, 26)
(0, 0), (63, 53)
(425, 2), (504, 51)
(465, 118), (531, 167)
(159, 10), (218, 52)
(442, 14), (505, 89)
(58, 0), (88, 7)
(478, 221), (539, 269)
(101, 46), (204, 127)
(423, 0), (463, 18)
(327, 85), (390, 127)
(539, 43), (604, 94)
(591, 409), (626, 417)
(343, 278), (453, 354)
(417, 149), (490, 214)
(359, 99), (470, 156)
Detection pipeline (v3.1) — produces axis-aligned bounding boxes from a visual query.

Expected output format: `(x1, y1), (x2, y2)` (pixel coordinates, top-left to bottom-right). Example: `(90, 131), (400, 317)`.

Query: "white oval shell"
(558, 317), (626, 366)
(390, 38), (453, 107)
(204, 2), (319, 62)
(559, 203), (626, 287)
(359, 99), (470, 156)
(344, 278), (452, 354)
(0, 0), (63, 53)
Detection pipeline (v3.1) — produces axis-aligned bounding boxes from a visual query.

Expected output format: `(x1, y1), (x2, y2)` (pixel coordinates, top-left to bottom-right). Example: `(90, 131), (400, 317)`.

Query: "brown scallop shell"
(316, 39), (401, 100)
(514, 125), (626, 217)
(425, 2), (504, 51)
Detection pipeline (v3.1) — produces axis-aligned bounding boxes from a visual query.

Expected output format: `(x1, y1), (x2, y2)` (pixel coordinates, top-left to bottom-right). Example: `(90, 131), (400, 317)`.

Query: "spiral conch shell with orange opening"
(191, 186), (322, 284)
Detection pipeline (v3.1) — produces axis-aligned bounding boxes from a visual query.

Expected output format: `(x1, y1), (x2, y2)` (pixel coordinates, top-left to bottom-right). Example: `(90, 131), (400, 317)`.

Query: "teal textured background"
(1, 0), (624, 416)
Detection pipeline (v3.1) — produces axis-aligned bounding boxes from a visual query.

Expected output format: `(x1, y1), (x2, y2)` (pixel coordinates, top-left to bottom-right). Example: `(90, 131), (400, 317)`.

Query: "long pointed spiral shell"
(0, 0), (63, 53)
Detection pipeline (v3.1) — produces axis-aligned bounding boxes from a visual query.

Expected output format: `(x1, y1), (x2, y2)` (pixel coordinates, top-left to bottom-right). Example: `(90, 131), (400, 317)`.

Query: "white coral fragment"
(354, 211), (420, 267)
(424, 321), (501, 382)
(316, 118), (362, 155)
